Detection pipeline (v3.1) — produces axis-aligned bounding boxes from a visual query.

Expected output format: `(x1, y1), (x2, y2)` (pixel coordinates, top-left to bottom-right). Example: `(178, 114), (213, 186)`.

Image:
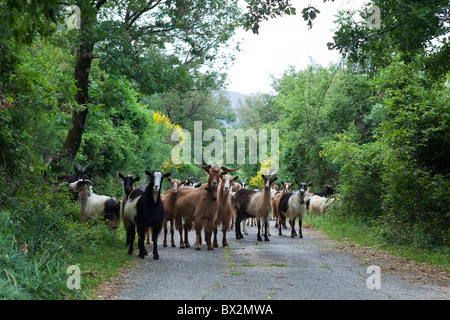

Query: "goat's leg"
(205, 226), (213, 250)
(170, 218), (176, 247)
(213, 226), (218, 248)
(222, 218), (229, 247)
(278, 214), (285, 236)
(127, 225), (135, 254)
(177, 216), (185, 248)
(256, 218), (262, 241)
(184, 222), (190, 248)
(163, 219), (168, 247)
(137, 225), (148, 259)
(235, 215), (243, 240)
(242, 218), (248, 235)
(264, 218), (270, 241)
(194, 224), (202, 250)
(152, 224), (162, 260)
(290, 218), (296, 238)
(299, 219), (303, 238)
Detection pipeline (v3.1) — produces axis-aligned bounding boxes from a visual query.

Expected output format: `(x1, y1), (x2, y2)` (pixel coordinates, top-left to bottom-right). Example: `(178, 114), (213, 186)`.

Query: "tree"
(60, 0), (242, 161)
(328, 0), (450, 80)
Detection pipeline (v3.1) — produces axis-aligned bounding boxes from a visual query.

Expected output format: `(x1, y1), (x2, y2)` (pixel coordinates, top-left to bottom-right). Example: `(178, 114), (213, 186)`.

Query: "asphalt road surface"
(108, 221), (449, 300)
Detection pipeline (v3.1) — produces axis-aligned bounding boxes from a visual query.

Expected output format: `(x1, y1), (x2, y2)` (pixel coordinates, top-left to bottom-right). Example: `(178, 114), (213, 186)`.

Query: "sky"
(226, 0), (368, 95)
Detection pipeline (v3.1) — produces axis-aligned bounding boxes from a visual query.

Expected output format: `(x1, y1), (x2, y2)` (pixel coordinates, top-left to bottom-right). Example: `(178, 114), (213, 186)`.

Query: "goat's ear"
(145, 170), (151, 176)
(163, 173), (171, 178)
(167, 177), (172, 182)
(180, 180), (188, 185)
(272, 177), (278, 182)
(261, 174), (266, 179)
(118, 173), (124, 179)
(134, 176), (140, 182)
(233, 176), (239, 181)
(221, 171), (227, 176)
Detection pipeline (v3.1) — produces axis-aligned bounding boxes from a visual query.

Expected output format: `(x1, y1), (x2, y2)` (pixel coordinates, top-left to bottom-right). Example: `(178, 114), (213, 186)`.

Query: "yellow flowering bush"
(152, 111), (185, 171)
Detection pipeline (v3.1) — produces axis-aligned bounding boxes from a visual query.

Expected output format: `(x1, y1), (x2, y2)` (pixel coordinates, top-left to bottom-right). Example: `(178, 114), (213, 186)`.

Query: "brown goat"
(213, 174), (239, 247)
(174, 162), (240, 250)
(161, 177), (187, 247)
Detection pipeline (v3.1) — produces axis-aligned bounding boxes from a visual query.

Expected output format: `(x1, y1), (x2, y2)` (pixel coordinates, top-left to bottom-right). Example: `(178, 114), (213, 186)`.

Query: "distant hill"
(223, 91), (248, 110)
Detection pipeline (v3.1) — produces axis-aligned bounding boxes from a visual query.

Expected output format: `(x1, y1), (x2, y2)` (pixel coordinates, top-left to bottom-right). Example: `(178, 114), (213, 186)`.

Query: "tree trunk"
(61, 41), (94, 160)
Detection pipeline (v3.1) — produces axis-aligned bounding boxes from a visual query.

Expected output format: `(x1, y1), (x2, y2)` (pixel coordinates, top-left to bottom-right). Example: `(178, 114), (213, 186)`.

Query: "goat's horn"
(195, 159), (211, 171)
(270, 170), (278, 176)
(220, 164), (241, 173)
(84, 179), (94, 186)
(188, 177), (200, 182)
(81, 165), (88, 171)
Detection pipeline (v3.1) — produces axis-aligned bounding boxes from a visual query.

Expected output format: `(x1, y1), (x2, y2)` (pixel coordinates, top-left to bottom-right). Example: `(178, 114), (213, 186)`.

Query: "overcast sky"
(226, 0), (368, 95)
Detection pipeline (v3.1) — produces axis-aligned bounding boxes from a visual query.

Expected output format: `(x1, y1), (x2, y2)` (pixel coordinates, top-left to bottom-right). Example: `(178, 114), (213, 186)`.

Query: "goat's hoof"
(171, 243), (176, 248)
(185, 243), (190, 248)
(138, 253), (145, 259)
(163, 242), (167, 247)
(153, 255), (159, 260)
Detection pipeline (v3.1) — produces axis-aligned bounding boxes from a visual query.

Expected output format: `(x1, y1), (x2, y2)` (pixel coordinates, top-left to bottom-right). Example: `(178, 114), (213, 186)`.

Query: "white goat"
(68, 179), (121, 229)
(278, 181), (308, 238)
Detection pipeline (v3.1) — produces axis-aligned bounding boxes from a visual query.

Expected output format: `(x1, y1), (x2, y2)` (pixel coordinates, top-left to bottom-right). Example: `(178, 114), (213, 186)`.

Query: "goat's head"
(68, 179), (94, 193)
(240, 177), (249, 189)
(261, 170), (278, 191)
(195, 161), (225, 200)
(119, 173), (140, 196)
(167, 177), (187, 194)
(281, 181), (294, 191)
(145, 170), (171, 193)
(295, 180), (309, 197)
(74, 164), (88, 180)
(221, 174), (239, 194)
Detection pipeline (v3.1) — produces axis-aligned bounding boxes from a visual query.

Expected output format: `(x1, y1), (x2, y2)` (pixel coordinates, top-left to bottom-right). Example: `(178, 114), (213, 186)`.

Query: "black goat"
(313, 185), (334, 198)
(123, 170), (170, 259)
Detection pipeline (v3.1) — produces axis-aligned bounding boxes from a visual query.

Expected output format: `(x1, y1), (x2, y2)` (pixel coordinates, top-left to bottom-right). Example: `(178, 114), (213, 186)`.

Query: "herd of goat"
(57, 163), (336, 260)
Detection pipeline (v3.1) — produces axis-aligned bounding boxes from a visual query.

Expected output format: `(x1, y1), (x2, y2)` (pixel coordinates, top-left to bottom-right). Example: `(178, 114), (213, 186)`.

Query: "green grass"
(304, 213), (450, 271)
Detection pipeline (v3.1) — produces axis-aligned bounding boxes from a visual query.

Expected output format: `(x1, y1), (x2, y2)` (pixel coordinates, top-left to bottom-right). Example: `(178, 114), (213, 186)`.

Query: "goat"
(272, 181), (293, 229)
(233, 170), (278, 241)
(68, 179), (121, 230)
(123, 170), (170, 259)
(312, 185), (335, 198)
(213, 173), (239, 247)
(58, 164), (88, 184)
(161, 177), (187, 247)
(278, 181), (308, 238)
(181, 177), (202, 188)
(174, 162), (240, 250)
(309, 194), (336, 215)
(118, 173), (142, 238)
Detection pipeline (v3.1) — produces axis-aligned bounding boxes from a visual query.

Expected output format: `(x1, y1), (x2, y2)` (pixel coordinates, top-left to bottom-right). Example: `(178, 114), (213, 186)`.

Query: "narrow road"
(104, 221), (449, 300)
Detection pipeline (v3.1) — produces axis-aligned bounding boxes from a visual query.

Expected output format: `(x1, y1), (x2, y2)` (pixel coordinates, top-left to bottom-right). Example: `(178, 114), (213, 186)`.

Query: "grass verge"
(303, 213), (449, 271)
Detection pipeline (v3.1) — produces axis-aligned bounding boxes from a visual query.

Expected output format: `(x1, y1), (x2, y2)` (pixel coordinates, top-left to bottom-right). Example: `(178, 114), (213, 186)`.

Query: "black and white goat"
(278, 181), (308, 238)
(232, 171), (278, 241)
(123, 170), (170, 259)
(68, 179), (121, 230)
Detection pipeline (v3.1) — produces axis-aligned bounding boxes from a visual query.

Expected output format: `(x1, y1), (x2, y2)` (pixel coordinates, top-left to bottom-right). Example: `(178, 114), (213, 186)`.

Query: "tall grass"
(0, 186), (132, 300)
